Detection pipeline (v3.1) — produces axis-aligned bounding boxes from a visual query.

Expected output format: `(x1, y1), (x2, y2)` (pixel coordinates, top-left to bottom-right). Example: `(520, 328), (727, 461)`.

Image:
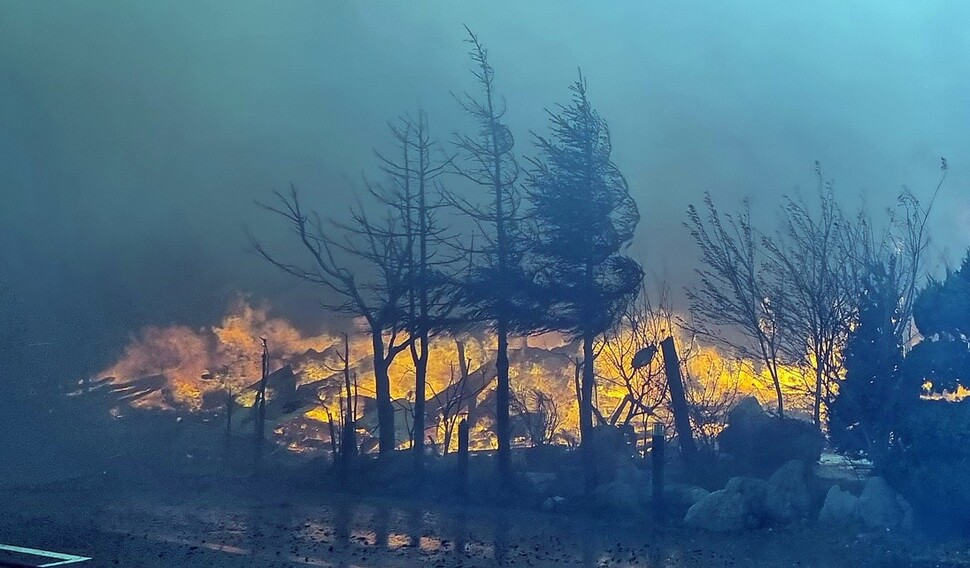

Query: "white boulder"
(765, 460), (812, 523)
(684, 489), (750, 532)
(818, 485), (858, 525)
(856, 477), (913, 531)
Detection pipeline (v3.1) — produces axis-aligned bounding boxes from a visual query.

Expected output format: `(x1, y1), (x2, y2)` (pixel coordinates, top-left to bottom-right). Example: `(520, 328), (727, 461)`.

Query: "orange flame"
(92, 295), (817, 453)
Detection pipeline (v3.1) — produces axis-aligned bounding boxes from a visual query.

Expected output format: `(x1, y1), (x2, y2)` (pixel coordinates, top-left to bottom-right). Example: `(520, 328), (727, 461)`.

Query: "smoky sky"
(2, 1), (969, 350)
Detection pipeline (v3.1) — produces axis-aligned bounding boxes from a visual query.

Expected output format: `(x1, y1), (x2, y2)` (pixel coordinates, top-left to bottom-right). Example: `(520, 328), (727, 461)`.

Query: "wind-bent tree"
(830, 218), (918, 457)
(686, 195), (788, 417)
(526, 73), (642, 490)
(765, 168), (854, 426)
(449, 26), (524, 481)
(881, 252), (970, 533)
(251, 183), (411, 456)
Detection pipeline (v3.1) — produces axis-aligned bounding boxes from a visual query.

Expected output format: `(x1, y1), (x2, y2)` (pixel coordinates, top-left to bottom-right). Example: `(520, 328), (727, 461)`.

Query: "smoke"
(1, 1), (968, 378)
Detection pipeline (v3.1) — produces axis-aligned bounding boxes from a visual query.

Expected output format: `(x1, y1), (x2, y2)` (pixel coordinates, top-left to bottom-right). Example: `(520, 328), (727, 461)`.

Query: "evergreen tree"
(526, 73), (642, 490)
(912, 252), (970, 348)
(903, 251), (970, 396)
(828, 262), (904, 458)
(883, 251), (970, 534)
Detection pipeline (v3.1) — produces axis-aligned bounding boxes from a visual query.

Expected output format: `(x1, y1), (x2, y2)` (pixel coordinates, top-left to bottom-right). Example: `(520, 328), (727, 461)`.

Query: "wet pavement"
(0, 475), (911, 567)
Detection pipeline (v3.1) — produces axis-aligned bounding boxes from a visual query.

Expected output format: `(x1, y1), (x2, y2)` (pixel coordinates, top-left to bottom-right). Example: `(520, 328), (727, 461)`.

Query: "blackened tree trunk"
(580, 330), (596, 490)
(659, 336), (697, 464)
(378, 112), (452, 478)
(254, 338), (269, 473)
(411, 338), (429, 471)
(252, 119), (428, 457)
(372, 331), (397, 454)
(495, 319), (511, 479)
(341, 333), (357, 459)
(457, 419), (470, 500)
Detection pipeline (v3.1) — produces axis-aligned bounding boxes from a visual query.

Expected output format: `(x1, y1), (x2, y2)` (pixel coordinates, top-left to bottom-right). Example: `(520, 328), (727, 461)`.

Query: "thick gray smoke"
(1, 1), (968, 373)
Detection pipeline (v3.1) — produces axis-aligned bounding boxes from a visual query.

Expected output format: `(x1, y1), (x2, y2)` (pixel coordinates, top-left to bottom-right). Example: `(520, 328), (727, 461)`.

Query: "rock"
(664, 484), (709, 519)
(684, 476), (770, 531)
(818, 485), (858, 525)
(764, 460), (812, 523)
(615, 464), (651, 506)
(729, 396), (767, 426)
(541, 496), (566, 512)
(857, 477), (912, 531)
(588, 425), (636, 483)
(521, 472), (556, 496)
(615, 463), (648, 488)
(684, 489), (749, 532)
(591, 480), (640, 513)
(522, 444), (569, 470)
(896, 496), (915, 531)
(665, 484), (710, 509)
(717, 397), (824, 476)
(725, 477), (767, 523)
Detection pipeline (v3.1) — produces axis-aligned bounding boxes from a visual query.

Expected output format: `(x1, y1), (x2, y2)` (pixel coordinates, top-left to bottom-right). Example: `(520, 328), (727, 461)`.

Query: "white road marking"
(0, 543), (91, 566)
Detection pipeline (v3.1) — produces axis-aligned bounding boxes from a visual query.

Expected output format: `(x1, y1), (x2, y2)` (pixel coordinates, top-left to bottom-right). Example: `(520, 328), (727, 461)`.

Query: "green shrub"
(883, 399), (970, 536)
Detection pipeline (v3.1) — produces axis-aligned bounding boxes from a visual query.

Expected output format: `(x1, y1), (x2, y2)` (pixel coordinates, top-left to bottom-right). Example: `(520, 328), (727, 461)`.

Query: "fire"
(100, 324), (211, 410)
(89, 295), (816, 456)
(921, 382), (970, 402)
(92, 296), (340, 411)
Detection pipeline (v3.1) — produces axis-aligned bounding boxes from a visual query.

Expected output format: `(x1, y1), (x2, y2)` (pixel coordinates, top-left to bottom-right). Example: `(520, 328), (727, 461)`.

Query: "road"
(0, 473), (923, 567)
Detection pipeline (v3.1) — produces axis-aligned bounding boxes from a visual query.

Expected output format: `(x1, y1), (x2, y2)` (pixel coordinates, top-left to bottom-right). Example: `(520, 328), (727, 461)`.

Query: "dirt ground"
(0, 469), (963, 568)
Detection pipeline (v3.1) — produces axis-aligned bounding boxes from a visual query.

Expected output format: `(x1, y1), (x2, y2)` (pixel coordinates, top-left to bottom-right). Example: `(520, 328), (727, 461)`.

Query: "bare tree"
(682, 350), (742, 448)
(253, 338), (269, 471)
(596, 284), (671, 436)
(316, 385), (356, 465)
(372, 112), (455, 475)
(307, 340), (365, 458)
(250, 183), (411, 455)
(333, 333), (358, 460)
(598, 282), (742, 452)
(510, 387), (563, 447)
(686, 194), (788, 417)
(688, 160), (947, 426)
(764, 165), (854, 425)
(432, 338), (489, 455)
